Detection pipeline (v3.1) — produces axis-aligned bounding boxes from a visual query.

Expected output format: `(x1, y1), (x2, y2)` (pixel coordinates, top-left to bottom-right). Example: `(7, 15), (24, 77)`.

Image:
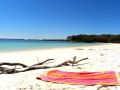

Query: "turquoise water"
(0, 39), (97, 52)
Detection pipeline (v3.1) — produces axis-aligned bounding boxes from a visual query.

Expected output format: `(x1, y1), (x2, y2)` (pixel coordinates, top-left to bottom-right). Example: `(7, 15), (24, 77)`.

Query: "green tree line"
(67, 34), (120, 43)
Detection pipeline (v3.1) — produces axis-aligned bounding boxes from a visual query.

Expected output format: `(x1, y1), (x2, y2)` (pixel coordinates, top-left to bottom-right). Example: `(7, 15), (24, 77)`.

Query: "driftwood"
(0, 57), (88, 74)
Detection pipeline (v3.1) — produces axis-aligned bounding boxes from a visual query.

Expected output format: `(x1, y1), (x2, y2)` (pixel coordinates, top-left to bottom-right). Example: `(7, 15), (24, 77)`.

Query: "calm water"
(0, 39), (97, 52)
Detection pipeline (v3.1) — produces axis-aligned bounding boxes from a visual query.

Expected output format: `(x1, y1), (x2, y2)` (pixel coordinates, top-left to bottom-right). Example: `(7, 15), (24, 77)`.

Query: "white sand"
(0, 43), (120, 90)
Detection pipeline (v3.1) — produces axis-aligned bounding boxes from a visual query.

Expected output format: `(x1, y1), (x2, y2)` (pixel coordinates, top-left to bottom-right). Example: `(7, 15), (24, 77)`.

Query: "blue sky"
(0, 0), (120, 39)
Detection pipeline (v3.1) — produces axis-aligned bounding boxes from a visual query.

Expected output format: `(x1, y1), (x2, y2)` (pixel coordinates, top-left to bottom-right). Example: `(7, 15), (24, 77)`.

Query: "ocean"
(0, 39), (97, 52)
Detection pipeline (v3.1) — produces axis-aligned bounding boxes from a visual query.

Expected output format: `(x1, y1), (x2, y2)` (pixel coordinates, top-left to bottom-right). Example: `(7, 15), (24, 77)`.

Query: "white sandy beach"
(0, 43), (120, 90)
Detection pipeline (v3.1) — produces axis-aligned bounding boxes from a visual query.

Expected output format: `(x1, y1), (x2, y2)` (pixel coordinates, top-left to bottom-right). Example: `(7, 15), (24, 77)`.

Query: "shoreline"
(0, 42), (113, 54)
(0, 43), (117, 66)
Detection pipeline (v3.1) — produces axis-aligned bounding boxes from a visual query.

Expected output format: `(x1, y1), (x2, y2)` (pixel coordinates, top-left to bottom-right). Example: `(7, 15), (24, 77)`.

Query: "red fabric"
(37, 70), (119, 85)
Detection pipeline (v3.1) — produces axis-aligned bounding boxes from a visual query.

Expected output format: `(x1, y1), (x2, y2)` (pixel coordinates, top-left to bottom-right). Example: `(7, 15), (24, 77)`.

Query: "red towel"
(37, 70), (119, 85)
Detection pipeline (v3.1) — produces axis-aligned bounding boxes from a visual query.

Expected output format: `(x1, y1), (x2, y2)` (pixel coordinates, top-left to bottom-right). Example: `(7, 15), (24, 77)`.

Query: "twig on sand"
(0, 57), (88, 74)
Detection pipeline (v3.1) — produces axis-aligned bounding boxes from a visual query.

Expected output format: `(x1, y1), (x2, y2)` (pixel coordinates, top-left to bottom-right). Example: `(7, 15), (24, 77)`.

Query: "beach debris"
(89, 49), (95, 50)
(76, 48), (84, 50)
(103, 49), (108, 50)
(0, 57), (88, 74)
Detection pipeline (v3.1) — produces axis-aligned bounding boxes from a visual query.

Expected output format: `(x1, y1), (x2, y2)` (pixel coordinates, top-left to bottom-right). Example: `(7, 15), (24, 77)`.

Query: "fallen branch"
(0, 62), (28, 68)
(31, 59), (54, 66)
(0, 57), (88, 74)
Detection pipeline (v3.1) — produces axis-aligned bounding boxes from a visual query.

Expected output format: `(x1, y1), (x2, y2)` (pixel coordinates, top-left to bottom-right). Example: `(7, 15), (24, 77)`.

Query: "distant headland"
(67, 34), (120, 43)
(0, 34), (120, 43)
